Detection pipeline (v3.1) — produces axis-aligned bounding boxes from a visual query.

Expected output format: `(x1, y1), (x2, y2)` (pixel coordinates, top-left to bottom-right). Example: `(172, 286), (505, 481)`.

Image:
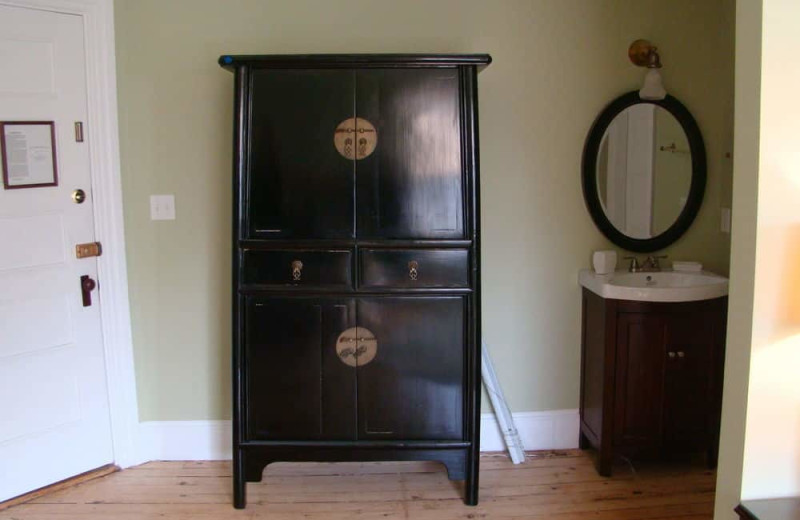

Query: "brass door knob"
(72, 189), (86, 204)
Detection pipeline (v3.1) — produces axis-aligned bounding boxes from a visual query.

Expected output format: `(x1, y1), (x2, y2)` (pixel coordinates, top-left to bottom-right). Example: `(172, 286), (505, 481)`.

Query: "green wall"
(114, 0), (735, 421)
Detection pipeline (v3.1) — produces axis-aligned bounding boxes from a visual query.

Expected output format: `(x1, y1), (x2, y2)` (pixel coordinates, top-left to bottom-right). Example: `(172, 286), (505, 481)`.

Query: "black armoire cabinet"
(219, 54), (491, 508)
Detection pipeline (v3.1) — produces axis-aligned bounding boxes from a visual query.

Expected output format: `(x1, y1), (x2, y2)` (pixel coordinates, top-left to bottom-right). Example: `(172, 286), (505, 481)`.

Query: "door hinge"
(76, 241), (102, 259)
(74, 122), (84, 142)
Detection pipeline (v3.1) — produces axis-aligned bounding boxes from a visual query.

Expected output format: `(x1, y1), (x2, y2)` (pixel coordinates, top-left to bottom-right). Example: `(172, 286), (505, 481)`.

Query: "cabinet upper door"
(355, 69), (465, 239)
(247, 70), (355, 239)
(355, 297), (465, 440)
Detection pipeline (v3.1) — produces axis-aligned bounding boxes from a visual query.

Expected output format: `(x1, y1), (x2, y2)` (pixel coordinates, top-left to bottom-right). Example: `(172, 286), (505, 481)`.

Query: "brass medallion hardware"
(72, 189), (86, 204)
(76, 242), (102, 259)
(334, 117), (377, 160)
(335, 327), (377, 367)
(291, 260), (303, 281)
(408, 260), (419, 281)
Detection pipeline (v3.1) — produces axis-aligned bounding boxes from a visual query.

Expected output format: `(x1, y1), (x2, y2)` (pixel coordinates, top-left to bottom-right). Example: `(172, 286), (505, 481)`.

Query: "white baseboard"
(139, 420), (232, 461)
(479, 409), (579, 452)
(138, 409), (579, 461)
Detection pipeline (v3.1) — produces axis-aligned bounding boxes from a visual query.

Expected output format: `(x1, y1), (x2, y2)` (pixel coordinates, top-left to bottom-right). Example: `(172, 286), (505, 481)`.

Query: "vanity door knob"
(677, 351), (685, 358)
(668, 351), (676, 359)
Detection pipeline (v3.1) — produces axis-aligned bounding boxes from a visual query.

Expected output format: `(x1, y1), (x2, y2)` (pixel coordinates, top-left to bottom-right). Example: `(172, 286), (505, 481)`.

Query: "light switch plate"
(150, 194), (176, 221)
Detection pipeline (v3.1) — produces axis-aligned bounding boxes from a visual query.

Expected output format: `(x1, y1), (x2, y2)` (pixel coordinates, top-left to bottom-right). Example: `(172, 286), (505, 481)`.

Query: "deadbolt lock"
(76, 242), (102, 259)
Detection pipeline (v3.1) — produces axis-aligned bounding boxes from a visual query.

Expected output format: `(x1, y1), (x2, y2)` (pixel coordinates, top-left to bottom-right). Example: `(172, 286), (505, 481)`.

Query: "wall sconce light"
(629, 39), (666, 101)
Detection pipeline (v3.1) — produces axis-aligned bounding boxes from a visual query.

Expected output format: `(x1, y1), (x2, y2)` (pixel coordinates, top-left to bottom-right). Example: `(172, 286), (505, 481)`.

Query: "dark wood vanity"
(579, 289), (727, 475)
(219, 54), (490, 508)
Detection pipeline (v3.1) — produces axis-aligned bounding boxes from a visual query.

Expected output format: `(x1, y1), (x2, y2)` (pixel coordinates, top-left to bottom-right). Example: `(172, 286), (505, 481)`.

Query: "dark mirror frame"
(581, 91), (706, 253)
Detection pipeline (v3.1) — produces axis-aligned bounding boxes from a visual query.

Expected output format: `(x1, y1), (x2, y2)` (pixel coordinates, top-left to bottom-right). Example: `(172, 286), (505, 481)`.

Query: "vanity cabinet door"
(613, 313), (668, 447)
(247, 70), (355, 239)
(355, 297), (465, 440)
(244, 297), (356, 440)
(662, 305), (722, 448)
(355, 69), (465, 239)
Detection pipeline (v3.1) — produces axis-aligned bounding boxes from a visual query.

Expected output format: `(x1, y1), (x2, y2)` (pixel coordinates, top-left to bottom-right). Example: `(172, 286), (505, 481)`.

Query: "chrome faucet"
(642, 255), (667, 272)
(624, 255), (667, 272)
(623, 256), (641, 272)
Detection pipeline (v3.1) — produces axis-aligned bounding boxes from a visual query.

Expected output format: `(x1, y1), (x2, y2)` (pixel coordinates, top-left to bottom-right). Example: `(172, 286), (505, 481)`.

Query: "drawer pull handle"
(408, 260), (419, 281)
(291, 260), (303, 281)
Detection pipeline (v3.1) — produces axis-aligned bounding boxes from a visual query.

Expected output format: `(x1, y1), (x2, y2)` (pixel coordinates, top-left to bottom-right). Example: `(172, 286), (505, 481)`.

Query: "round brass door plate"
(336, 326), (377, 367)
(334, 117), (377, 160)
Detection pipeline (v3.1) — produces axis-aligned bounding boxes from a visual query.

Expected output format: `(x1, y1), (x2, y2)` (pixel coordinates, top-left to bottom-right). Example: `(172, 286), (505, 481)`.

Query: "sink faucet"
(624, 256), (642, 272)
(624, 255), (667, 272)
(642, 255), (667, 272)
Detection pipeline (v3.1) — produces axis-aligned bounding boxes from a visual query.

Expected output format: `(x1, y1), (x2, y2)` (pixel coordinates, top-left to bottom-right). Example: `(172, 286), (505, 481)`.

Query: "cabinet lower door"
(244, 297), (356, 440)
(662, 309), (717, 448)
(614, 313), (667, 447)
(356, 297), (465, 440)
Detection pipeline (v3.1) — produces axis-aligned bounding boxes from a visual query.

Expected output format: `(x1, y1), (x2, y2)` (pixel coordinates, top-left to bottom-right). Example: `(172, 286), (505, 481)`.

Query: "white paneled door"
(0, 4), (113, 501)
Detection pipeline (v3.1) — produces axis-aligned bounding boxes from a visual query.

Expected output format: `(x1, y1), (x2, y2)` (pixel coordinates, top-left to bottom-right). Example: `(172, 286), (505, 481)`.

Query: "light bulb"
(639, 68), (666, 100)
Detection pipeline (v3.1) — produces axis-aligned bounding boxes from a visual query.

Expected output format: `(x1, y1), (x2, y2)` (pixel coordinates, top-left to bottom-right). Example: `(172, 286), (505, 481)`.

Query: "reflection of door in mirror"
(597, 104), (656, 239)
(596, 105), (692, 240)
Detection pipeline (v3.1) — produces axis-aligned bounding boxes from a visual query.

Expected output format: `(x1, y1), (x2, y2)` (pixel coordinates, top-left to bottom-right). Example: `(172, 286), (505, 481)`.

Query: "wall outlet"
(721, 207), (731, 233)
(150, 194), (176, 221)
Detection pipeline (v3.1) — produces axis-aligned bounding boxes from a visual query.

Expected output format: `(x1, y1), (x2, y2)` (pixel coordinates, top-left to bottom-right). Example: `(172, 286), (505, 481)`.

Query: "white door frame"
(1, 0), (141, 468)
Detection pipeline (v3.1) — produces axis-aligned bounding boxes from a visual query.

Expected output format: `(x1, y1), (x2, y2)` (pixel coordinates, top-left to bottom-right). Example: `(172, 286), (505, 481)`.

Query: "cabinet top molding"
(218, 53), (492, 71)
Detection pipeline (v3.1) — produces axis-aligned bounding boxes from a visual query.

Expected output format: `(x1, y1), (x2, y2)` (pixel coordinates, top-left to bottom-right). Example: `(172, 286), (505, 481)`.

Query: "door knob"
(80, 275), (97, 307)
(72, 189), (86, 204)
(667, 351), (676, 359)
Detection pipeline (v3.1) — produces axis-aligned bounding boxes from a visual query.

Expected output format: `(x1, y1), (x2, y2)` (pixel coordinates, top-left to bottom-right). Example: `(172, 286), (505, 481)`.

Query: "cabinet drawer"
(359, 249), (469, 289)
(242, 249), (352, 288)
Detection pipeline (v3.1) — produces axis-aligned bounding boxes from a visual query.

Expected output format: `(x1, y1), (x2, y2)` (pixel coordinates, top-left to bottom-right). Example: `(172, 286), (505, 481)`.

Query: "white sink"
(579, 269), (729, 302)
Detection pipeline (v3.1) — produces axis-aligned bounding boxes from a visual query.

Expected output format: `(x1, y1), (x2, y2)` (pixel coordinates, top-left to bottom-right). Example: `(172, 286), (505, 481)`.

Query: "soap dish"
(673, 261), (703, 272)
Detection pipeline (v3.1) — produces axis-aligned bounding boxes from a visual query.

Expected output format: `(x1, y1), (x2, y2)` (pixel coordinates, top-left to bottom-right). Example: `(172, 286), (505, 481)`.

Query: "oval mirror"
(582, 91), (706, 252)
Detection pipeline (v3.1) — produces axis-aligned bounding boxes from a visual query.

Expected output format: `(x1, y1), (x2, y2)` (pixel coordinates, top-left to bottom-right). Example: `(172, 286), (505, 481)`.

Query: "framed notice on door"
(1, 121), (58, 189)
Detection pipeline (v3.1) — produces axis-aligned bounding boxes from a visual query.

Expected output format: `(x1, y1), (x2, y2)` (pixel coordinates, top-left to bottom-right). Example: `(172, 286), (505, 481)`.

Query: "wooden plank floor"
(0, 450), (716, 520)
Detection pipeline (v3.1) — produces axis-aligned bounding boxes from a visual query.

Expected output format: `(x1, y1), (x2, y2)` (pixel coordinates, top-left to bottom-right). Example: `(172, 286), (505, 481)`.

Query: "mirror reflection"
(595, 105), (691, 239)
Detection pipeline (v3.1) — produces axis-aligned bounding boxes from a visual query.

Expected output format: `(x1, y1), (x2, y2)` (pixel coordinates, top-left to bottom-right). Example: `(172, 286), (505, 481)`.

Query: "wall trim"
(480, 409), (580, 452)
(139, 410), (580, 461)
(0, 0), (141, 467)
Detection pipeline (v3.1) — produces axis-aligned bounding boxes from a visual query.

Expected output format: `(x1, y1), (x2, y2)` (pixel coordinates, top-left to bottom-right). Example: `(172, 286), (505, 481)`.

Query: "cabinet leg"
(597, 448), (613, 477)
(233, 450), (246, 509)
(464, 450), (479, 506)
(579, 430), (591, 450)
